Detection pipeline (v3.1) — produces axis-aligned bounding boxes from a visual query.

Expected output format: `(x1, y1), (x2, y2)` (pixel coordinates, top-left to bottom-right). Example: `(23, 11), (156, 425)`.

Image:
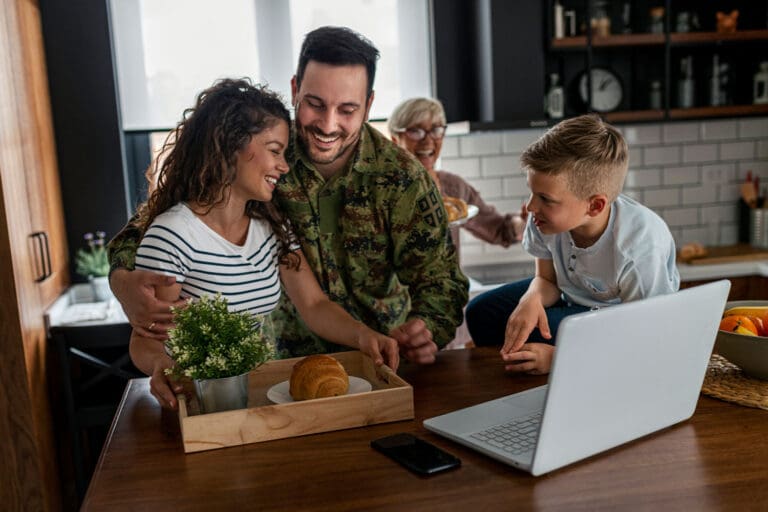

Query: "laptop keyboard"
(469, 412), (542, 455)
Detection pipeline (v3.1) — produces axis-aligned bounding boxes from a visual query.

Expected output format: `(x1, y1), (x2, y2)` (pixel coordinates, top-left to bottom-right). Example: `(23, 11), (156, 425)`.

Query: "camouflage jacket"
(107, 123), (469, 357)
(272, 124), (468, 357)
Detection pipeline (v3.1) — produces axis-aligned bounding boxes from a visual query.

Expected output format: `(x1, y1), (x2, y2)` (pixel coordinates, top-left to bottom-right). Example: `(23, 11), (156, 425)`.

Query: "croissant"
(443, 196), (469, 223)
(289, 354), (350, 401)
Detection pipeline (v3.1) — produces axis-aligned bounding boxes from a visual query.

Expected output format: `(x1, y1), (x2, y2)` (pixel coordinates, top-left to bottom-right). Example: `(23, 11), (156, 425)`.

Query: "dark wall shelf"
(544, 1), (768, 124)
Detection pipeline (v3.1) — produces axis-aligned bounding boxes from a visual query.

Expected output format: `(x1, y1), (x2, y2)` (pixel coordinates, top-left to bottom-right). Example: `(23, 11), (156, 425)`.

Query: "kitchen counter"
(463, 246), (768, 295)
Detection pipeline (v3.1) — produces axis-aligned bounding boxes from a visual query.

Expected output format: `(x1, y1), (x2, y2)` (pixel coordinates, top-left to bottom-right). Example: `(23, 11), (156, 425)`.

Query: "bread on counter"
(289, 354), (350, 401)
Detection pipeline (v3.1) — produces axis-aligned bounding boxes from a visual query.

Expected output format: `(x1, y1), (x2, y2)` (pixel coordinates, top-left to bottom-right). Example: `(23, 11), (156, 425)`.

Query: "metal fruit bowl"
(715, 301), (768, 380)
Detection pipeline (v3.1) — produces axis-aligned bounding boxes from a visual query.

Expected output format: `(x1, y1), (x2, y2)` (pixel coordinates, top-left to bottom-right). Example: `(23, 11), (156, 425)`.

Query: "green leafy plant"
(165, 294), (274, 380)
(75, 231), (110, 278)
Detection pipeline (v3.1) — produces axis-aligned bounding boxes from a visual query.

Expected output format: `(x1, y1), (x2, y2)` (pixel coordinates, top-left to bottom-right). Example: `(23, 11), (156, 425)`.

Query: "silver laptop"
(424, 280), (730, 476)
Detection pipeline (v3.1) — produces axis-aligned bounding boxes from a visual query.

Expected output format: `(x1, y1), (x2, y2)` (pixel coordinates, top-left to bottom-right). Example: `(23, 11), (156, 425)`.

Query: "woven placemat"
(701, 354), (768, 410)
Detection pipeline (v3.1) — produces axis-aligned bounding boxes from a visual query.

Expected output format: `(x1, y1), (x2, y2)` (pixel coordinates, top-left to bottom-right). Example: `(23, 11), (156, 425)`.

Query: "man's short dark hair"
(296, 26), (380, 98)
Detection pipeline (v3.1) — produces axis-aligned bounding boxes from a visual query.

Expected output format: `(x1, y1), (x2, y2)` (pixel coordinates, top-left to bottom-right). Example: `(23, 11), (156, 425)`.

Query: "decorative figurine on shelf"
(716, 10), (739, 33)
(754, 62), (768, 105)
(649, 6), (665, 34)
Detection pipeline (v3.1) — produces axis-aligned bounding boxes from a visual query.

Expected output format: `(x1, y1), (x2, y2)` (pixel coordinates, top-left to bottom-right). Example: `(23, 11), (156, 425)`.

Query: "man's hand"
(110, 269), (185, 340)
(389, 318), (437, 365)
(501, 342), (554, 375)
(355, 328), (400, 371)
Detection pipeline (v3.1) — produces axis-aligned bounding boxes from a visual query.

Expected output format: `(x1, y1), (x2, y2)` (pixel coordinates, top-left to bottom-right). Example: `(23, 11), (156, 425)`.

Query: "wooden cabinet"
(0, 0), (69, 509)
(681, 275), (768, 300)
(546, 0), (768, 124)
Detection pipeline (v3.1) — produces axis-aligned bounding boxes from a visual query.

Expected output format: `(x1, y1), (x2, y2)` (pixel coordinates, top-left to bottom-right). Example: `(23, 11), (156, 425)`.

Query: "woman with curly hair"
(128, 78), (399, 410)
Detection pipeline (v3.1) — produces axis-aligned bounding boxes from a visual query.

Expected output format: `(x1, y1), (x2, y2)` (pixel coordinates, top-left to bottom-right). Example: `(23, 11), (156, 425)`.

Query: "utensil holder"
(749, 208), (768, 248)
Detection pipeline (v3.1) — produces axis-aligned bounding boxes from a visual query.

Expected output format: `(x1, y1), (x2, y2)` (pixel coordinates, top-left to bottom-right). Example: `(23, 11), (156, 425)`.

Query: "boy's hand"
(355, 328), (400, 371)
(501, 343), (554, 375)
(501, 299), (551, 354)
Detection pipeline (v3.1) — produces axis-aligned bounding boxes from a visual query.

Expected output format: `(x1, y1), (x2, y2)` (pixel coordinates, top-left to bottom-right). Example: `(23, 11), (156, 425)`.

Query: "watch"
(578, 68), (623, 112)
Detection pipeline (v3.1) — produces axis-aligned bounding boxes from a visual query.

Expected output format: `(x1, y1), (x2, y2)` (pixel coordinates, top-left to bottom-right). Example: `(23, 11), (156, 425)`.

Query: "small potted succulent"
(165, 293), (274, 413)
(75, 231), (111, 302)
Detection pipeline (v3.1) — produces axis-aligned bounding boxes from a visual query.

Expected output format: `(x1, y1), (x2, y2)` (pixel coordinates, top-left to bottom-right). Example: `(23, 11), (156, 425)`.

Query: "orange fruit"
(719, 315), (758, 335)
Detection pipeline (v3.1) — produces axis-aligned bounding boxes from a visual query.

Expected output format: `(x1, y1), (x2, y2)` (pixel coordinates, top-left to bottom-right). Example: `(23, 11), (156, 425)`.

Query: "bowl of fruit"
(716, 301), (768, 380)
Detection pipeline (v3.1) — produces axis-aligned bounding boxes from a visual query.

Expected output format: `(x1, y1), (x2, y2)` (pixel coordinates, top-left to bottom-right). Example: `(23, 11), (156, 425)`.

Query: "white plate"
(449, 204), (479, 227)
(266, 376), (373, 404)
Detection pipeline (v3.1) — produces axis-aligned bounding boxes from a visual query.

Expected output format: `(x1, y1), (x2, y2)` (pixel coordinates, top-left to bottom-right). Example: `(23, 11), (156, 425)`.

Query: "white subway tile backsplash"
(662, 165), (699, 185)
(682, 143), (718, 163)
(644, 145), (680, 166)
(625, 168), (661, 188)
(719, 183), (742, 202)
(738, 118), (768, 138)
(481, 155), (522, 177)
(440, 157), (481, 179)
(622, 124), (661, 145)
(681, 185), (718, 205)
(644, 188), (680, 207)
(459, 132), (503, 156)
(441, 136), (460, 158)
(502, 176), (528, 197)
(663, 122), (699, 143)
(720, 141), (755, 161)
(502, 129), (544, 153)
(758, 140), (768, 159)
(701, 120), (738, 141)
(701, 163), (736, 184)
(664, 207), (699, 226)
(471, 178), (505, 199)
(455, 116), (768, 267)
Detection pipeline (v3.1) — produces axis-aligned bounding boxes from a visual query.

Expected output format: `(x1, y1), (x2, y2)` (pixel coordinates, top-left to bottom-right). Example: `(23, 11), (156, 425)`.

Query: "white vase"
(193, 371), (250, 414)
(89, 275), (112, 302)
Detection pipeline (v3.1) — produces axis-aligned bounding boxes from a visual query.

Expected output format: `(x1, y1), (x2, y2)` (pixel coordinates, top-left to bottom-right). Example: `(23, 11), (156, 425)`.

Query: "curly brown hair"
(137, 78), (300, 269)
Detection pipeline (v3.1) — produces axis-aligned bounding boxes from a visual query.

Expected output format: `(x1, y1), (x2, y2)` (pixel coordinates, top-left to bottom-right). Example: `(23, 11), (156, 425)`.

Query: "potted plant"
(75, 231), (111, 302)
(165, 293), (274, 413)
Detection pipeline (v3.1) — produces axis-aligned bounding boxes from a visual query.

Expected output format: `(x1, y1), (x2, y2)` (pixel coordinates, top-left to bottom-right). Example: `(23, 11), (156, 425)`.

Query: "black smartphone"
(371, 433), (461, 475)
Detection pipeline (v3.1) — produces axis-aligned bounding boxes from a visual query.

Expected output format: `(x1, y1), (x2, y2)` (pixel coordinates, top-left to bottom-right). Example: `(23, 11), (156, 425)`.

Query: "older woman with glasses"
(389, 97), (526, 248)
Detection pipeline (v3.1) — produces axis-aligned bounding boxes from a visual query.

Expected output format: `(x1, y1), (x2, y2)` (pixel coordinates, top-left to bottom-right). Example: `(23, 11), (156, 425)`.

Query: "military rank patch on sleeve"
(417, 189), (444, 227)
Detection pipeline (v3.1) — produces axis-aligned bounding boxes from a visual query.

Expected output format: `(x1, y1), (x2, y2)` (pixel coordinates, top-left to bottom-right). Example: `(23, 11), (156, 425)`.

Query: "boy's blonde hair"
(388, 97), (447, 134)
(521, 114), (628, 202)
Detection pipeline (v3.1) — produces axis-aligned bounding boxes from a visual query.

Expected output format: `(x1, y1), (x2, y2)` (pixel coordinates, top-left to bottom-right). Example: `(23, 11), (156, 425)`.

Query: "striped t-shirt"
(135, 203), (283, 316)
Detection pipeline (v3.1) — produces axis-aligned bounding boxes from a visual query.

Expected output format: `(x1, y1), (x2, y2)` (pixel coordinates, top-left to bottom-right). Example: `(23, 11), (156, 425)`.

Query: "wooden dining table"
(82, 347), (768, 511)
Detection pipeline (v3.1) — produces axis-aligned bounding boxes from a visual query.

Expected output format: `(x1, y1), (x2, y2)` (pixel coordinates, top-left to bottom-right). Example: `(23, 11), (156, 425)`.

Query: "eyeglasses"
(395, 125), (447, 141)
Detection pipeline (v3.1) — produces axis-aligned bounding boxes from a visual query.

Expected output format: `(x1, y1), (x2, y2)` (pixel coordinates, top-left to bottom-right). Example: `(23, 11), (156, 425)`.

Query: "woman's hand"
(148, 359), (185, 410)
(110, 269), (185, 339)
(354, 326), (400, 371)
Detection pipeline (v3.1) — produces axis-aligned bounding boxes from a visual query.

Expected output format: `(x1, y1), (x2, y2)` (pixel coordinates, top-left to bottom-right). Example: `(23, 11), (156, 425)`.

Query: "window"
(109, 0), (432, 131)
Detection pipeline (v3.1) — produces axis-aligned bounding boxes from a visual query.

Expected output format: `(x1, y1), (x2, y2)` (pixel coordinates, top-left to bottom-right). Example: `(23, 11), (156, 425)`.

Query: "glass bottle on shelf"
(678, 56), (695, 108)
(649, 80), (662, 109)
(546, 73), (564, 119)
(755, 62), (768, 104)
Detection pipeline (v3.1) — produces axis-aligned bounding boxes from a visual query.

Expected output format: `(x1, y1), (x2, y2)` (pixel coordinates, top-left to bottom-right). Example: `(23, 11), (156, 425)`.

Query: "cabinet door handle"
(30, 231), (51, 282)
(40, 231), (52, 279)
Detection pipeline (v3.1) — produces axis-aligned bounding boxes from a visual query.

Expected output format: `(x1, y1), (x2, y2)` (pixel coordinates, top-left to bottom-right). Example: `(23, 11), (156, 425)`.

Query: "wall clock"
(577, 68), (623, 113)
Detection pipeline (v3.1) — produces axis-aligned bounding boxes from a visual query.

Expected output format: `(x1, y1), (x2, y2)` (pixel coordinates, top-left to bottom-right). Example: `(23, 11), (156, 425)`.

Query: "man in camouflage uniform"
(108, 26), (468, 364)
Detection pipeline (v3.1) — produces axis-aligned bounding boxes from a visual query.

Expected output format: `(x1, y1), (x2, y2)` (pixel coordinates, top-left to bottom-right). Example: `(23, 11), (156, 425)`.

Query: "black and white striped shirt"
(135, 203), (283, 316)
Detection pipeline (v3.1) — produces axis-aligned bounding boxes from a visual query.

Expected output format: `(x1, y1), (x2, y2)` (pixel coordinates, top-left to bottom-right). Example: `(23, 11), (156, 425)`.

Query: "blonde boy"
(465, 115), (680, 374)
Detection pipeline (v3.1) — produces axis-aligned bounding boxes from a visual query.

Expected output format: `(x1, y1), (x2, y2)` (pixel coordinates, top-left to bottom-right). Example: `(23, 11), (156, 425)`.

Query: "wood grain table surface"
(82, 347), (768, 511)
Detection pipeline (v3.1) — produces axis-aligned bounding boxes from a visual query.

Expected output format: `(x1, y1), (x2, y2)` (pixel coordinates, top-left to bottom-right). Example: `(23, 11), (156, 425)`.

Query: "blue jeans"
(465, 278), (591, 347)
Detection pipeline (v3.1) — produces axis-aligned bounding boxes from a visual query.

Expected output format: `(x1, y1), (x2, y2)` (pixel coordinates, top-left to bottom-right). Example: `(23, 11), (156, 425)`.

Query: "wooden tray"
(679, 244), (768, 265)
(176, 351), (413, 453)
